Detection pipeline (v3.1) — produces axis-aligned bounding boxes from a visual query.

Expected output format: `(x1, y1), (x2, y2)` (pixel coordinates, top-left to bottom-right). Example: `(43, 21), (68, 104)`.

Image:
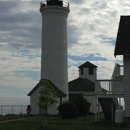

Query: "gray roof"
(27, 79), (67, 97)
(114, 16), (130, 56)
(69, 78), (95, 92)
(78, 61), (97, 68)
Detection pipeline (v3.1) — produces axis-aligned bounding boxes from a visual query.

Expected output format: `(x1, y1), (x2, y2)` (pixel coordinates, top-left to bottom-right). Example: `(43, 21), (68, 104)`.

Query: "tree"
(37, 79), (58, 126)
(58, 101), (78, 119)
(70, 96), (91, 117)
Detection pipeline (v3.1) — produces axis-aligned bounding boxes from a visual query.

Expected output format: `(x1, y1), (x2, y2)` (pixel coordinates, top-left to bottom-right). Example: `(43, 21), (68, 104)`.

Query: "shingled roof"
(78, 61), (97, 68)
(114, 16), (130, 56)
(69, 78), (95, 92)
(28, 79), (66, 97)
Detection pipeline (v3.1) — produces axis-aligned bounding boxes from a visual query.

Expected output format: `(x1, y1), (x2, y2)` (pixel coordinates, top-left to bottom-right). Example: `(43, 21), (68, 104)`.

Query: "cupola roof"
(78, 61), (97, 68)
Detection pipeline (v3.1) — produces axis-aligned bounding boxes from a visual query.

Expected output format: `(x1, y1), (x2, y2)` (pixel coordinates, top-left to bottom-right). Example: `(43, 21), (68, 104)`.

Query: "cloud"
(68, 0), (86, 5)
(0, 0), (127, 102)
(0, 75), (38, 89)
(0, 1), (41, 52)
(68, 65), (78, 81)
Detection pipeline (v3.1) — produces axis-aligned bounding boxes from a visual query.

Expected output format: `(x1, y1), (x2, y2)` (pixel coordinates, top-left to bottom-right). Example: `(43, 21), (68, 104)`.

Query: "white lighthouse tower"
(40, 0), (70, 98)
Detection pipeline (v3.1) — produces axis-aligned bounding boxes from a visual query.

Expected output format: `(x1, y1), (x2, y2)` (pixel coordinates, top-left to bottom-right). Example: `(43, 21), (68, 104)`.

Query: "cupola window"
(89, 67), (93, 75)
(81, 68), (84, 75)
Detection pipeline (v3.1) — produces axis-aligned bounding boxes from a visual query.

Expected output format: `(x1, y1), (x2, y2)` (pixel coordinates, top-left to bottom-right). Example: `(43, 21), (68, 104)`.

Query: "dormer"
(78, 61), (97, 83)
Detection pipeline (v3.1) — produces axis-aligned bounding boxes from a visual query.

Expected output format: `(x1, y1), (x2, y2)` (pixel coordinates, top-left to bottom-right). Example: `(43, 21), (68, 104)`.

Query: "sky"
(0, 0), (129, 106)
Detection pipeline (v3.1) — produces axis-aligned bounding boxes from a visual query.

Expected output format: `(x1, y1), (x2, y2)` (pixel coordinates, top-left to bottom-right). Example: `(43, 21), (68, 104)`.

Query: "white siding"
(30, 86), (60, 115)
(40, 6), (70, 99)
(123, 55), (130, 117)
(84, 95), (95, 113)
(30, 86), (42, 115)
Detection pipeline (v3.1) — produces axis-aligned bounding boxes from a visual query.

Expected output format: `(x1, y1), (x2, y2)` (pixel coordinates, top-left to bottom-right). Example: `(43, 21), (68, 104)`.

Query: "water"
(0, 97), (30, 115)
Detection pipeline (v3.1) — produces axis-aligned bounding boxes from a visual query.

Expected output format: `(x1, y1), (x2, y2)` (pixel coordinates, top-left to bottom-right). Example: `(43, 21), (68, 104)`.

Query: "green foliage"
(37, 79), (58, 112)
(70, 96), (91, 117)
(58, 102), (78, 119)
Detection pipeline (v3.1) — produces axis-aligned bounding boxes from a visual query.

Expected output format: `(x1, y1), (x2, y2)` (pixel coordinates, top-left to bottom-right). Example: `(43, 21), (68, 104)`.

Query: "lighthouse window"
(81, 68), (84, 75)
(89, 67), (93, 75)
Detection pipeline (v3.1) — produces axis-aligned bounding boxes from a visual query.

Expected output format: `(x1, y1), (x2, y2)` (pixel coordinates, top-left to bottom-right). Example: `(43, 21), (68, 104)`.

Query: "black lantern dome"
(47, 0), (63, 6)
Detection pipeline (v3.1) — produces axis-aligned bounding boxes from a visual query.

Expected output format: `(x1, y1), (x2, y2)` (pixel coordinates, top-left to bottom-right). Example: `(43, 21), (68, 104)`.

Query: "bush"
(70, 96), (91, 117)
(58, 102), (78, 119)
(89, 111), (95, 115)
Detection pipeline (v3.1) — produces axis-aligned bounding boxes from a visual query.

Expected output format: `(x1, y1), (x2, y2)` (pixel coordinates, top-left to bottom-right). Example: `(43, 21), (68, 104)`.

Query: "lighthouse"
(40, 0), (70, 98)
(27, 0), (70, 115)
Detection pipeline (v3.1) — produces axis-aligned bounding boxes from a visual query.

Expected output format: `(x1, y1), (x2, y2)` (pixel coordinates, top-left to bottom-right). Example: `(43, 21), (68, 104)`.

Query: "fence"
(95, 80), (124, 94)
(0, 105), (27, 116)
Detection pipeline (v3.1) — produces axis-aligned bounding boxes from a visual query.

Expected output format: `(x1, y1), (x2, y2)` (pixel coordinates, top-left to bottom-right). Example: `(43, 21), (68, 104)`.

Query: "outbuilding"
(28, 79), (66, 115)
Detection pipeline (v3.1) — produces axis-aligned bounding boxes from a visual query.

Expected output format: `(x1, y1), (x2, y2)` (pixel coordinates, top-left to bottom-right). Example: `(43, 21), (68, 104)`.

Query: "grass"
(0, 114), (127, 130)
(0, 114), (32, 121)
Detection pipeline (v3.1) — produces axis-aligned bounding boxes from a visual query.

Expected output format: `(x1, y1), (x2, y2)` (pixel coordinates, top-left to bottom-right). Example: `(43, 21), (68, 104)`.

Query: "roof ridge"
(78, 61), (97, 68)
(28, 78), (66, 97)
(82, 78), (95, 89)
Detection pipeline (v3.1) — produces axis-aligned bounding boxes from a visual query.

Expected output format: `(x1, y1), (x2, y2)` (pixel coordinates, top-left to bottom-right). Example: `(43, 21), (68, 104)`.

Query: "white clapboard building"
(69, 61), (99, 113)
(94, 16), (130, 123)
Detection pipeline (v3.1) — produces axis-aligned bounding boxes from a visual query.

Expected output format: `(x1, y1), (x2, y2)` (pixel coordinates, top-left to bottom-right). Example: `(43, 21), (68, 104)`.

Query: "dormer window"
(81, 68), (84, 75)
(89, 67), (93, 75)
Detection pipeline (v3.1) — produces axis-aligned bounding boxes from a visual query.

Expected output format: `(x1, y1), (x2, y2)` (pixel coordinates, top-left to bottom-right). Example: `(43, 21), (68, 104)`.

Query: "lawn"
(0, 115), (127, 130)
(0, 114), (28, 121)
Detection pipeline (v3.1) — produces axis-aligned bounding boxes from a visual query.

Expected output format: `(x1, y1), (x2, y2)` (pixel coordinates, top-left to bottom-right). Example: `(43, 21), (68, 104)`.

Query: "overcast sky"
(0, 0), (128, 106)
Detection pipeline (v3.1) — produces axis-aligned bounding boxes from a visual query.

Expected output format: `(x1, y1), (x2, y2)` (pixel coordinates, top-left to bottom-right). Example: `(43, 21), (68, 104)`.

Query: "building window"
(81, 68), (84, 75)
(89, 67), (93, 75)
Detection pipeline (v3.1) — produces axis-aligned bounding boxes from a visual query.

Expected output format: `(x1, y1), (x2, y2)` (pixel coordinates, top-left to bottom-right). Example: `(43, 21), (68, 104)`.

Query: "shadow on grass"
(94, 118), (127, 128)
